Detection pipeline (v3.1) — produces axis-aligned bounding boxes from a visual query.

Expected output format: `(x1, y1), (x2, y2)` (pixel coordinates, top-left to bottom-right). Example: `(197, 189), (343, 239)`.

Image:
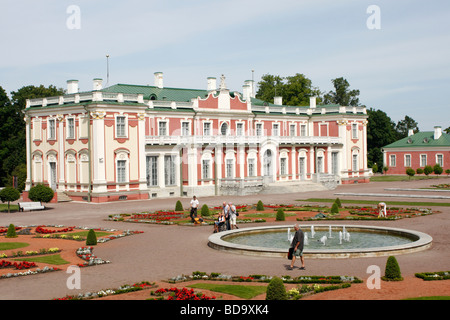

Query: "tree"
(86, 229), (97, 245)
(200, 204), (211, 217)
(256, 73), (322, 106)
(0, 85), (64, 187)
(406, 168), (415, 179)
(395, 115), (419, 140)
(28, 184), (54, 203)
(366, 108), (398, 170)
(0, 187), (20, 213)
(265, 277), (287, 300)
(275, 208), (285, 221)
(382, 256), (403, 281)
(6, 224), (17, 238)
(423, 165), (433, 176)
(175, 200), (184, 211)
(323, 77), (361, 106)
(443, 126), (450, 134)
(256, 200), (264, 211)
(433, 164), (443, 175)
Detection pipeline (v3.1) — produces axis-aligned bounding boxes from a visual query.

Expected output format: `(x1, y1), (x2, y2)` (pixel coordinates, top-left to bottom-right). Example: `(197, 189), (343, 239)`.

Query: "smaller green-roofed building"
(382, 126), (450, 174)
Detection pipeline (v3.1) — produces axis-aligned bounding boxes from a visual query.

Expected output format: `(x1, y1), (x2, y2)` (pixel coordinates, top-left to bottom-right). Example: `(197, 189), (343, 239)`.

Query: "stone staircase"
(57, 191), (72, 202)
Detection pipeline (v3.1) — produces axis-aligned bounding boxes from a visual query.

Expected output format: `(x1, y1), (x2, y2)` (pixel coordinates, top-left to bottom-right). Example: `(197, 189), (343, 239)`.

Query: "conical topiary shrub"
(6, 224), (17, 238)
(265, 277), (287, 300)
(175, 200), (184, 212)
(201, 204), (210, 217)
(382, 256), (403, 281)
(86, 229), (97, 246)
(275, 208), (285, 221)
(256, 200), (264, 211)
(331, 202), (340, 214)
(335, 197), (342, 208)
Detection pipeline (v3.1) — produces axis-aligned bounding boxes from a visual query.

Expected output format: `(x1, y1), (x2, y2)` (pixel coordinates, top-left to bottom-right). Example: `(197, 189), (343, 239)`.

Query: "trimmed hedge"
(265, 277), (287, 300)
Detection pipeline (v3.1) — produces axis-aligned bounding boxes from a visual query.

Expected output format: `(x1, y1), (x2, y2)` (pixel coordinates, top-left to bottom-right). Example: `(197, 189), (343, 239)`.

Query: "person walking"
(289, 224), (305, 270)
(223, 201), (231, 230)
(190, 195), (199, 222)
(229, 202), (238, 229)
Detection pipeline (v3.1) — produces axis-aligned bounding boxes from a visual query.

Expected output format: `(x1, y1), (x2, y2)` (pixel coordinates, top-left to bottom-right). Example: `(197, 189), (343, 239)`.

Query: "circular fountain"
(208, 225), (432, 259)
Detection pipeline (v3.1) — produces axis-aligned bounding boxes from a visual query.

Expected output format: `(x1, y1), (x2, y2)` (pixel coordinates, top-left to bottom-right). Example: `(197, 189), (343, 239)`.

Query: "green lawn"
(187, 283), (267, 299)
(0, 204), (19, 212)
(62, 230), (113, 238)
(14, 254), (70, 265)
(0, 242), (30, 250)
(298, 198), (450, 207)
(370, 175), (446, 182)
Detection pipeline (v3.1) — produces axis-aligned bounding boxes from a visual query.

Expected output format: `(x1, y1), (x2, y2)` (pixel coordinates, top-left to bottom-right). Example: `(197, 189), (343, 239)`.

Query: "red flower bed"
(0, 260), (37, 270)
(0, 226), (22, 233)
(35, 225), (75, 234)
(155, 287), (215, 300)
(131, 211), (184, 221)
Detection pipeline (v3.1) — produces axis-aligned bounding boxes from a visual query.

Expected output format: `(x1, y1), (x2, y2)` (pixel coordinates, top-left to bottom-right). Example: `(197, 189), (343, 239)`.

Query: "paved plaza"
(0, 177), (449, 300)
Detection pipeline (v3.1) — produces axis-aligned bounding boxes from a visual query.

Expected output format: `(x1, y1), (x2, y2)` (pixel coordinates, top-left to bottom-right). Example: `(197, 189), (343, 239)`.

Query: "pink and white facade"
(23, 73), (370, 203)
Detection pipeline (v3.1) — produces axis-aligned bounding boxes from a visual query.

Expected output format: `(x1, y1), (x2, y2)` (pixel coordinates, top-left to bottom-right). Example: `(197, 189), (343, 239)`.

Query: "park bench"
(18, 202), (45, 212)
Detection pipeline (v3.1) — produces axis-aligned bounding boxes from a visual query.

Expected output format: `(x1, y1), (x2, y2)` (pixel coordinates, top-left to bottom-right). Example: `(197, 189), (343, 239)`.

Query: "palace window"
(67, 118), (75, 139)
(117, 160), (127, 183)
(48, 119), (56, 140)
(116, 116), (126, 137)
(164, 155), (176, 186)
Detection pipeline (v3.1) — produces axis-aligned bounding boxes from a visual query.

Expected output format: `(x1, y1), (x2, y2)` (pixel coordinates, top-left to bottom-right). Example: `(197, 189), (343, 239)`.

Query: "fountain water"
(328, 226), (333, 238)
(311, 225), (315, 238)
(287, 228), (293, 243)
(339, 231), (343, 244)
(319, 235), (327, 246)
(304, 233), (309, 245)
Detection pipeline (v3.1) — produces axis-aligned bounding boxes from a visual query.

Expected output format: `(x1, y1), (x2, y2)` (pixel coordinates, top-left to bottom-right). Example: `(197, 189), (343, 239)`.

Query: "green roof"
(383, 131), (450, 148)
(101, 84), (208, 102)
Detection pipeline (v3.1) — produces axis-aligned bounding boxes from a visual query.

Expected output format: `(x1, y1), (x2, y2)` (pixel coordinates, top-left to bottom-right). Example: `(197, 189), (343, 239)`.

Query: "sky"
(0, 0), (449, 131)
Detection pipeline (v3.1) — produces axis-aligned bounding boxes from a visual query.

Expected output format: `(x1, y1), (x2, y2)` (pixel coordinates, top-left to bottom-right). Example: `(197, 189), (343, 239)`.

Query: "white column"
(291, 146), (296, 180)
(239, 145), (245, 179)
(158, 153), (166, 189)
(92, 114), (107, 192)
(25, 117), (32, 190)
(188, 146), (198, 187)
(58, 118), (65, 190)
(138, 114), (147, 190)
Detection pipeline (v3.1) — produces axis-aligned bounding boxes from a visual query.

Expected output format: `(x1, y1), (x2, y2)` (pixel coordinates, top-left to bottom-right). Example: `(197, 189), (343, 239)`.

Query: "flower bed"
(152, 287), (216, 300)
(0, 260), (37, 270)
(35, 226), (75, 234)
(76, 246), (110, 267)
(415, 271), (450, 281)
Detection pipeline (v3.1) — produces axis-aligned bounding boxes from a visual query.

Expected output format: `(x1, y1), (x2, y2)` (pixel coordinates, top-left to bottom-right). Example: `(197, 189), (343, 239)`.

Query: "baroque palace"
(23, 73), (370, 203)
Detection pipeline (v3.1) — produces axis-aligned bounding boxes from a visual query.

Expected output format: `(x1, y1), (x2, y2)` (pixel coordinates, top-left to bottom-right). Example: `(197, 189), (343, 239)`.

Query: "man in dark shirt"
(289, 224), (305, 270)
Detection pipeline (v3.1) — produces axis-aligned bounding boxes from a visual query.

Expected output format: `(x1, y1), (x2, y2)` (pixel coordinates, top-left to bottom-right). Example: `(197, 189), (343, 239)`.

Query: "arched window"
(263, 150), (272, 177)
(221, 122), (228, 135)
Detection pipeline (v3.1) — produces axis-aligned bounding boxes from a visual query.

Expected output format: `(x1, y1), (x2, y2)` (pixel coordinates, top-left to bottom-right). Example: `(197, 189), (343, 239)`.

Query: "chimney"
(274, 96), (283, 105)
(154, 72), (164, 88)
(434, 126), (442, 140)
(93, 78), (103, 91)
(310, 96), (316, 109)
(244, 80), (255, 98)
(67, 80), (79, 94)
(408, 129), (414, 137)
(207, 77), (217, 92)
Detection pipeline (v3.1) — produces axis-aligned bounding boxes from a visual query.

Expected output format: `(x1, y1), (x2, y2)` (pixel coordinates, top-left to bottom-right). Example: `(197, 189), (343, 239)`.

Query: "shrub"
(275, 208), (285, 221)
(334, 198), (342, 208)
(175, 200), (184, 212)
(382, 256), (403, 281)
(446, 169), (450, 176)
(372, 164), (378, 174)
(416, 168), (424, 175)
(406, 168), (415, 178)
(331, 203), (340, 214)
(256, 200), (264, 211)
(423, 165), (433, 176)
(265, 277), (287, 300)
(86, 229), (97, 246)
(0, 187), (21, 213)
(28, 184), (54, 203)
(383, 166), (388, 174)
(433, 164), (443, 175)
(6, 224), (17, 238)
(200, 204), (210, 217)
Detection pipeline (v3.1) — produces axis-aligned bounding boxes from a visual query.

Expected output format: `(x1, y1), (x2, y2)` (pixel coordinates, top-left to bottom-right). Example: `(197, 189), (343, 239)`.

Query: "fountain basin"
(208, 225), (432, 259)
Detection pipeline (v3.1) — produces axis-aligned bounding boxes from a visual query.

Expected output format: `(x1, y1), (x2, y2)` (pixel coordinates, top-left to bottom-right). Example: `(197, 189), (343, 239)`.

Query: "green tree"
(423, 165), (433, 176)
(256, 200), (264, 211)
(265, 277), (287, 300)
(395, 115), (419, 140)
(256, 73), (322, 106)
(382, 256), (403, 281)
(0, 85), (64, 187)
(323, 77), (360, 106)
(275, 208), (285, 221)
(366, 108), (398, 169)
(86, 229), (97, 245)
(175, 200), (184, 211)
(0, 187), (20, 213)
(200, 204), (211, 217)
(28, 184), (54, 203)
(406, 168), (415, 179)
(433, 164), (443, 175)
(6, 224), (17, 238)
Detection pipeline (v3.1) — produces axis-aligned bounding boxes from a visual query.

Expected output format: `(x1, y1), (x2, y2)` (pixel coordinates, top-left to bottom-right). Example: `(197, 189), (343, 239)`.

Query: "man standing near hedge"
(289, 224), (305, 270)
(190, 195), (199, 222)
